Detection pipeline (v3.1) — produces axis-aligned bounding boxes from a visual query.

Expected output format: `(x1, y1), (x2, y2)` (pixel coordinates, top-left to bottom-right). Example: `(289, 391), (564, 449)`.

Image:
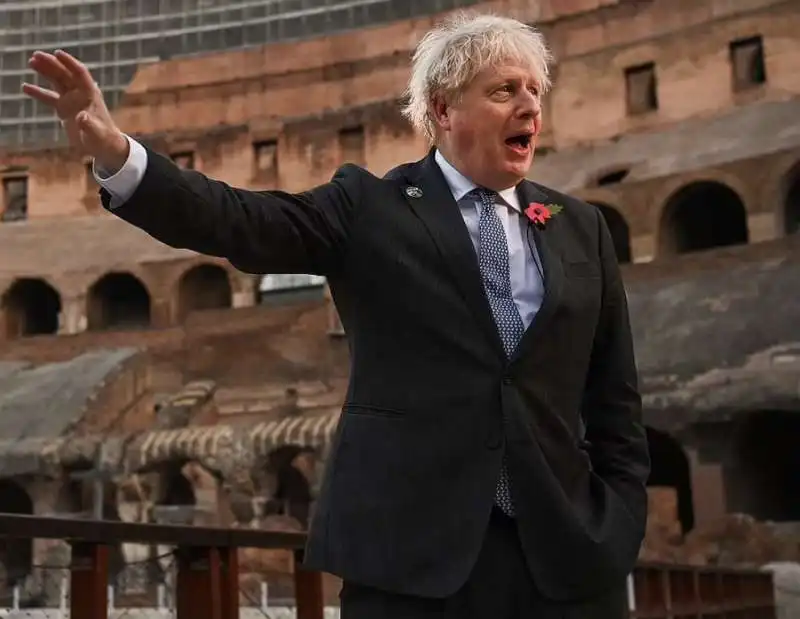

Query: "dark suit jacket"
(104, 146), (650, 603)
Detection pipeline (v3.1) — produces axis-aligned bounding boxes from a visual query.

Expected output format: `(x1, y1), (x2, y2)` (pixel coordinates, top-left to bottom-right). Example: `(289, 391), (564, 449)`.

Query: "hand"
(22, 50), (129, 173)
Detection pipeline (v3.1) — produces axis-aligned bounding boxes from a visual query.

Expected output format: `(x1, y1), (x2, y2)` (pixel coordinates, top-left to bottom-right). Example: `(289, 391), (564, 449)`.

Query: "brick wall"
(1, 0), (796, 221)
(0, 299), (349, 394)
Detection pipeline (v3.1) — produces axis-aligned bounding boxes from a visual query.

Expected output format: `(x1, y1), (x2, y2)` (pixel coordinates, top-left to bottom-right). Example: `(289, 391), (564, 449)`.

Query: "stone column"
(631, 233), (656, 263)
(686, 447), (727, 526)
(150, 297), (173, 328)
(231, 273), (258, 308)
(747, 212), (779, 243)
(59, 295), (87, 334)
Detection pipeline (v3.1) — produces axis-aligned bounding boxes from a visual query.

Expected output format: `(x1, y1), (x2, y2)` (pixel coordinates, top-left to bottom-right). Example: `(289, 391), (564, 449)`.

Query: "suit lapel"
(511, 180), (565, 362)
(401, 151), (506, 357)
(398, 154), (566, 363)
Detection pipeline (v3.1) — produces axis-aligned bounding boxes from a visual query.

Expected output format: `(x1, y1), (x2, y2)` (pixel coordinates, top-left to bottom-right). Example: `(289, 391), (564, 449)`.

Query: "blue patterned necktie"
(471, 188), (526, 516)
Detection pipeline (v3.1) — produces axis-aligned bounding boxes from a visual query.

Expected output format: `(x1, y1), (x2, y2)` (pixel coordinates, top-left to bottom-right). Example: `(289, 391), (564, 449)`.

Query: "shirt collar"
(434, 149), (522, 213)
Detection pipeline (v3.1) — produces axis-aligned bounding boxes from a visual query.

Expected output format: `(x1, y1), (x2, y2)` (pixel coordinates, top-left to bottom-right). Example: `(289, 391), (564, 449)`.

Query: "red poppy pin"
(524, 202), (564, 229)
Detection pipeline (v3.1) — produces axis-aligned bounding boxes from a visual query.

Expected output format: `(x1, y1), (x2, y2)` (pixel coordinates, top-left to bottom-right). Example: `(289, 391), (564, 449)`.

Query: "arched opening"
(594, 168), (630, 186)
(726, 410), (799, 521)
(0, 480), (34, 588)
(659, 181), (748, 255)
(177, 264), (232, 320)
(1, 278), (61, 338)
(646, 427), (695, 534)
(53, 479), (85, 517)
(782, 161), (800, 235)
(161, 469), (196, 507)
(591, 202), (632, 263)
(152, 463), (197, 526)
(263, 445), (315, 528)
(87, 272), (151, 330)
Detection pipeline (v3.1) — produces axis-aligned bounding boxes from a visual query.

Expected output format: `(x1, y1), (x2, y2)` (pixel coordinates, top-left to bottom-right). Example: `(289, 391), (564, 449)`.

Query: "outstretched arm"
(582, 211), (651, 526)
(23, 49), (359, 276)
(100, 140), (360, 275)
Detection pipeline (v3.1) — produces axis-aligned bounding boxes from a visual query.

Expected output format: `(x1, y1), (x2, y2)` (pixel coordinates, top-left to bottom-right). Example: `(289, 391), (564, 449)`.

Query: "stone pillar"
(686, 447), (727, 526)
(630, 233), (656, 263)
(747, 212), (779, 243)
(150, 297), (173, 328)
(60, 296), (87, 334)
(231, 273), (258, 308)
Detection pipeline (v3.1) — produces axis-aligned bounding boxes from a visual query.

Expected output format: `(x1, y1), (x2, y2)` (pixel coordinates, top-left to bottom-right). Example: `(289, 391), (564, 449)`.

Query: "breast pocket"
(551, 260), (602, 352)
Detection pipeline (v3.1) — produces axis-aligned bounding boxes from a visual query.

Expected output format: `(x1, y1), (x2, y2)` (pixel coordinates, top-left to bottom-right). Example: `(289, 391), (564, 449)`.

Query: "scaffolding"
(0, 0), (481, 150)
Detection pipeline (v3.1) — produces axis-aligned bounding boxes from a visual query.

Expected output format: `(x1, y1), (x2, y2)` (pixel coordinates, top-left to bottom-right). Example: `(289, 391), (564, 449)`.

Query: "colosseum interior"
(0, 0), (799, 609)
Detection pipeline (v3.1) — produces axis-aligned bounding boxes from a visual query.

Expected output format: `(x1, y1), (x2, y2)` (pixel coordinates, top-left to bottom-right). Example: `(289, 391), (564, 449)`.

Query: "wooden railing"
(0, 514), (779, 619)
(0, 513), (322, 619)
(631, 561), (778, 618)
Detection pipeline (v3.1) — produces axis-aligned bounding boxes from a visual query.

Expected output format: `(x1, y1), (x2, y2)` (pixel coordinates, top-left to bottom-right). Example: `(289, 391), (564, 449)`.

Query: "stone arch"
(658, 181), (749, 255)
(646, 427), (694, 533)
(1, 277), (61, 338)
(151, 461), (198, 525)
(726, 410), (799, 521)
(590, 202), (632, 263)
(161, 466), (197, 506)
(53, 478), (86, 517)
(177, 263), (232, 321)
(0, 480), (34, 587)
(781, 160), (800, 235)
(87, 272), (151, 331)
(262, 445), (316, 528)
(593, 167), (630, 187)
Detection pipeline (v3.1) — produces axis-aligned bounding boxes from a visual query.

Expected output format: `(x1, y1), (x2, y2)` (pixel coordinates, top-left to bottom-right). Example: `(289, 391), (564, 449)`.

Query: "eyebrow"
(489, 75), (539, 89)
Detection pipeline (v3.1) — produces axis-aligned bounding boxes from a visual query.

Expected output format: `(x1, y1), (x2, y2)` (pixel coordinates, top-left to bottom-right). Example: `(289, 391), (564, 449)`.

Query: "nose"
(517, 89), (541, 119)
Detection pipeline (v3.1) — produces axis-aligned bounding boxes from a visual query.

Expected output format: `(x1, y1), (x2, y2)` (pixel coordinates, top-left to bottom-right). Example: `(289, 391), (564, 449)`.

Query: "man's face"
(432, 61), (543, 191)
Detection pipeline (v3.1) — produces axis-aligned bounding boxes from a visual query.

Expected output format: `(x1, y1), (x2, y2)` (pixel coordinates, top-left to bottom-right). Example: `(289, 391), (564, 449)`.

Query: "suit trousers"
(338, 506), (629, 619)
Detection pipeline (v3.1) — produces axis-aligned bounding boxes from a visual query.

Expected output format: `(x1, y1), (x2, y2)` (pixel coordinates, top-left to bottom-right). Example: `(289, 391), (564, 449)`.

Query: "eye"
(490, 84), (514, 100)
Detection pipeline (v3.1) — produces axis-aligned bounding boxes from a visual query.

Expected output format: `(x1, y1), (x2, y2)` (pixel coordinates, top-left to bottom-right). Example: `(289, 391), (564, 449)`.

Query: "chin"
(502, 160), (532, 181)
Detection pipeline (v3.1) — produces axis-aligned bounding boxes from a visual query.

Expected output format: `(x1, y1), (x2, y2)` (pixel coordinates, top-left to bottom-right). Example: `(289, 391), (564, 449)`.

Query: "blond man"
(25, 12), (649, 618)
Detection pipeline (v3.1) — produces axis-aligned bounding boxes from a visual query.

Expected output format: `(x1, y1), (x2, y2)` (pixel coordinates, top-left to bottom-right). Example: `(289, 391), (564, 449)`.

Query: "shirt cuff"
(92, 135), (148, 209)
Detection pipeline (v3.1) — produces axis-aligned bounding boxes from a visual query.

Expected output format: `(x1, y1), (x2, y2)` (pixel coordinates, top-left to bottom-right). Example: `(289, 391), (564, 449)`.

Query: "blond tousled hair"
(401, 12), (553, 142)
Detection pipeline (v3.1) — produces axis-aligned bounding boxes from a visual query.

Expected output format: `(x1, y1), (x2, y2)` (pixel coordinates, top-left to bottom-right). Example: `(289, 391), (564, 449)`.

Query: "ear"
(429, 93), (452, 132)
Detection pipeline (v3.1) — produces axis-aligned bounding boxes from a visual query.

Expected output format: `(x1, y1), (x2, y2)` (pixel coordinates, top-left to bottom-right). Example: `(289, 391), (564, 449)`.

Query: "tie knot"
(468, 187), (497, 207)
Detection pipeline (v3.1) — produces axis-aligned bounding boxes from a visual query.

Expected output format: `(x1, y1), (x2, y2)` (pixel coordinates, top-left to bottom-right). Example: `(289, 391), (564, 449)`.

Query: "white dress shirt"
(433, 150), (544, 329)
(94, 139), (544, 328)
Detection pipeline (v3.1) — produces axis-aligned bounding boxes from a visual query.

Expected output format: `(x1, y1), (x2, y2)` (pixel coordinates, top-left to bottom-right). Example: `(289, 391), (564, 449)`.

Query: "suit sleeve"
(101, 145), (361, 276)
(582, 211), (650, 525)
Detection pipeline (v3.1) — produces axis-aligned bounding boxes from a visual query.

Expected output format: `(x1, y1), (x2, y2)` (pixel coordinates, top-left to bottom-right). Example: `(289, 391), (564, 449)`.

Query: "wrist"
(96, 133), (129, 175)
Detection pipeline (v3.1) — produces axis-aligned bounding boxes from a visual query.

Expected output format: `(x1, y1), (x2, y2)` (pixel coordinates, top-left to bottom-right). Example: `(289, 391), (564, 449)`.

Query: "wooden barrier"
(0, 514), (779, 619)
(631, 561), (777, 618)
(0, 513), (320, 619)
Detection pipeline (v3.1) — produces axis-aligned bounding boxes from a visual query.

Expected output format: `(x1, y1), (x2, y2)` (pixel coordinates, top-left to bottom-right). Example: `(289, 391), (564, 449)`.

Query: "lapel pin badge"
(405, 186), (423, 198)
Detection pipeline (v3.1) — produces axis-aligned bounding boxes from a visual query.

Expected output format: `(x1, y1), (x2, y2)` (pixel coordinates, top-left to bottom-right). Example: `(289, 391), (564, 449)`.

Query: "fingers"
(21, 83), (60, 107)
(28, 50), (98, 96)
(54, 50), (97, 90)
(28, 51), (74, 94)
(76, 110), (104, 136)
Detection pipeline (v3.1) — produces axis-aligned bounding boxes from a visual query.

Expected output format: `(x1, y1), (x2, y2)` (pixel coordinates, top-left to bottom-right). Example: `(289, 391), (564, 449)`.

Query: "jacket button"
(485, 434), (502, 450)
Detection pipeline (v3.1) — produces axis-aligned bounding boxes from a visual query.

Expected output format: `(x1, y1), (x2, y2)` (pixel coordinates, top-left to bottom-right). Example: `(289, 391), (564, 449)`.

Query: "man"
(24, 11), (650, 619)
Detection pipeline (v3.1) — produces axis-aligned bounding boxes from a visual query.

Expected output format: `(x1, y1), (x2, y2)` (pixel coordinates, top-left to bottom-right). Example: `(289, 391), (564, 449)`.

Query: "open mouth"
(505, 133), (533, 152)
